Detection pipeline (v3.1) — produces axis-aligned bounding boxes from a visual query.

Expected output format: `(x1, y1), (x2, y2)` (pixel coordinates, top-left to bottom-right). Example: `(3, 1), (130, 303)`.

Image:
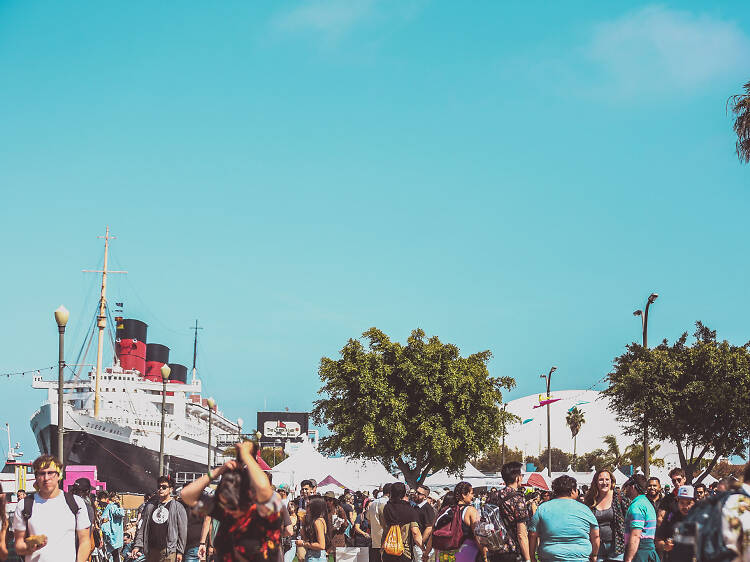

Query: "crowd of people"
(3, 449), (749, 562)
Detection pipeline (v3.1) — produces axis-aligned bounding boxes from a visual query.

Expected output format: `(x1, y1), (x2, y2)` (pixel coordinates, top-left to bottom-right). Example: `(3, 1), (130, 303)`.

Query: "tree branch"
(695, 452), (722, 484)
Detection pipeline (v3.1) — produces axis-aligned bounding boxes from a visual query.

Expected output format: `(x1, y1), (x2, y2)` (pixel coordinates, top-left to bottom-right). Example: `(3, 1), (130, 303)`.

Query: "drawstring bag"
(383, 524), (404, 556)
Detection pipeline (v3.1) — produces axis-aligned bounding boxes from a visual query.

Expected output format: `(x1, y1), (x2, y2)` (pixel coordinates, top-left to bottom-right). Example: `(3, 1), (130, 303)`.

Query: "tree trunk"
(394, 458), (431, 490)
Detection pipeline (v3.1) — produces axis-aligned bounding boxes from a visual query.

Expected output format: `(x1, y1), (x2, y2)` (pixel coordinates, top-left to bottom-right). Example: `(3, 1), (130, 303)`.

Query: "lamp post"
(158, 363), (171, 476)
(501, 403), (507, 466)
(237, 417), (244, 440)
(54, 306), (69, 466)
(207, 397), (215, 471)
(633, 292), (658, 478)
(540, 366), (557, 477)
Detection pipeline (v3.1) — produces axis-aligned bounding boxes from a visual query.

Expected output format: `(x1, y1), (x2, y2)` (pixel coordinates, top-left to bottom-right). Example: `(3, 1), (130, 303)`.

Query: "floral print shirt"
(722, 484), (750, 562)
(208, 491), (283, 562)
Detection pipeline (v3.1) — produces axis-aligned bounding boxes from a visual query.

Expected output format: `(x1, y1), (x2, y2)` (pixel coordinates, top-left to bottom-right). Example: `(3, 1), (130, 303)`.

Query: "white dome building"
(503, 390), (680, 471)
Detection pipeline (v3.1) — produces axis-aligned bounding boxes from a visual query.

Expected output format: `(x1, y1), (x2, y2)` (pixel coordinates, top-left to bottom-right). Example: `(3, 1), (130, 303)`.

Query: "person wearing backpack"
(432, 482), (479, 562)
(486, 462), (531, 562)
(382, 483), (423, 562)
(12, 454), (92, 562)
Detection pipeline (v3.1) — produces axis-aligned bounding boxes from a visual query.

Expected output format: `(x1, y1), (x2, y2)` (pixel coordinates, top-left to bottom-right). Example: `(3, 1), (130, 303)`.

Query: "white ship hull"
(31, 367), (239, 493)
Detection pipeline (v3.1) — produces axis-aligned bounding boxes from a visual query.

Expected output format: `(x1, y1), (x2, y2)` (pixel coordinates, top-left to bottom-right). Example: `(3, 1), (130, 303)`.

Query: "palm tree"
(603, 434), (626, 469)
(729, 81), (750, 163)
(624, 442), (664, 472)
(565, 407), (586, 458)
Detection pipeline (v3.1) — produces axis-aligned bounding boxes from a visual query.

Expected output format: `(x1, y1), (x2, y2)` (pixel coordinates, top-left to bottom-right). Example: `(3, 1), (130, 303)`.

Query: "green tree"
(623, 442), (664, 471)
(602, 434), (626, 469)
(604, 322), (750, 482)
(473, 446), (524, 473)
(565, 407), (586, 458)
(729, 81), (750, 163)
(312, 328), (516, 489)
(526, 448), (571, 472)
(260, 446), (288, 468)
(573, 448), (609, 472)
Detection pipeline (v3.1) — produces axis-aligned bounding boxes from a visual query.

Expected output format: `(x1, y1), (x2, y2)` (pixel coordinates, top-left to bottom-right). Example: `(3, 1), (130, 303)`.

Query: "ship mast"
(190, 319), (203, 384)
(83, 227), (126, 419)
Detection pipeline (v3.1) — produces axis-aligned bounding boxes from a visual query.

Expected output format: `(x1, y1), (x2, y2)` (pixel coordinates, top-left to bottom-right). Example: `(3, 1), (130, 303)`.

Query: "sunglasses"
(158, 484), (171, 490)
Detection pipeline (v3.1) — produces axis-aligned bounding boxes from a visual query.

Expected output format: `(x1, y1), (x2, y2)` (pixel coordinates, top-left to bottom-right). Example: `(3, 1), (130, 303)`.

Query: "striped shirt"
(625, 494), (657, 541)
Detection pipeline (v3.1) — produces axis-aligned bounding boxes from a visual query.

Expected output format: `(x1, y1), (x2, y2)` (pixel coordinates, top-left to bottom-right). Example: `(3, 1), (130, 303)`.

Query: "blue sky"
(1, 1), (749, 460)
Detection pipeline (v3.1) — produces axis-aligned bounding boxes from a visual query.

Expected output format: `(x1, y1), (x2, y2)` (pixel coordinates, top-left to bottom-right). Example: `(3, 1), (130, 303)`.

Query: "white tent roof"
(423, 462), (488, 489)
(270, 441), (333, 490)
(270, 441), (395, 492)
(325, 456), (395, 490)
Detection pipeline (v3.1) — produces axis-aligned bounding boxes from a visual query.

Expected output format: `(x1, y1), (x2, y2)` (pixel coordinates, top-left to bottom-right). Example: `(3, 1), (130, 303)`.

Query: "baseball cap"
(677, 485), (695, 499)
(324, 491), (336, 498)
(74, 478), (92, 493)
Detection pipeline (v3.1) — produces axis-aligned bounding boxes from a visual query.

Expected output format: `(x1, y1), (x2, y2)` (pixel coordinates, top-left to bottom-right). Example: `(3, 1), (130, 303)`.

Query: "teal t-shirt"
(625, 494), (656, 541)
(529, 498), (598, 561)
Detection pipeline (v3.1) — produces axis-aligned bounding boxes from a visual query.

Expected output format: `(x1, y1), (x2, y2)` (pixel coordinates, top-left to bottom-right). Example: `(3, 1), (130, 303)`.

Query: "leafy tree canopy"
(312, 327), (515, 488)
(572, 449), (610, 472)
(604, 322), (750, 482)
(473, 446), (524, 473)
(526, 448), (571, 472)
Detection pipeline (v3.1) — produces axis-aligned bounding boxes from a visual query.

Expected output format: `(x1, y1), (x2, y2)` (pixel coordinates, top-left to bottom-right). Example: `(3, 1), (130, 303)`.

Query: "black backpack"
(22, 491), (83, 555)
(22, 490), (81, 520)
(673, 487), (750, 562)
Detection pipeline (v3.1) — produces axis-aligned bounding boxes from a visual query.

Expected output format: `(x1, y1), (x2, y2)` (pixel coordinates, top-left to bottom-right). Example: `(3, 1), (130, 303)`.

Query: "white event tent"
(422, 462), (490, 489)
(270, 441), (394, 493)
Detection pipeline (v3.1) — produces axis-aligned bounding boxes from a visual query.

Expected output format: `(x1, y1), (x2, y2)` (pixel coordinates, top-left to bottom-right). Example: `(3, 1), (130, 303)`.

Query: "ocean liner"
(30, 228), (240, 492)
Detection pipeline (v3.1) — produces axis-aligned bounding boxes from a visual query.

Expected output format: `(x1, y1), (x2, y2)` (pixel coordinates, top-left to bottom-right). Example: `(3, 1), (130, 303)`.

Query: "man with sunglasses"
(132, 475), (187, 562)
(13, 454), (92, 562)
(414, 485), (436, 562)
(656, 468), (685, 527)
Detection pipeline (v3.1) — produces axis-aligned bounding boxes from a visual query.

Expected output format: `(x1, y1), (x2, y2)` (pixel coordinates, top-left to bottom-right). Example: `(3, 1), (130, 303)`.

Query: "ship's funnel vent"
(116, 319), (147, 342)
(167, 363), (188, 384)
(116, 318), (148, 375)
(145, 343), (170, 380)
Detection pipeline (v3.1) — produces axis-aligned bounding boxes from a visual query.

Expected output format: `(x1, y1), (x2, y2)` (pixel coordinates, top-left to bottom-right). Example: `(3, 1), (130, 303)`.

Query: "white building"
(503, 390), (681, 469)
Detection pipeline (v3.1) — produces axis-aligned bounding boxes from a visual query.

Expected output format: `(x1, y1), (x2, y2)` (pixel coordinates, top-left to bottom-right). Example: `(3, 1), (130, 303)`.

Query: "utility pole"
(633, 293), (658, 478)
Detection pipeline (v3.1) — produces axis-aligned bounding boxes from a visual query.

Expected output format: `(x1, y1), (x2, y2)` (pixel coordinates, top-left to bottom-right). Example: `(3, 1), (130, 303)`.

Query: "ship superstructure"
(30, 229), (239, 492)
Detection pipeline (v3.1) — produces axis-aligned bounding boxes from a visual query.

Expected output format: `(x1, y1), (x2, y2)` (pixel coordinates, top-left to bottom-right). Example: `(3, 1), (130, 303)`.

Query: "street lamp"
(540, 366), (557, 477)
(237, 417), (244, 440)
(207, 397), (216, 471)
(54, 306), (69, 467)
(158, 363), (171, 476)
(501, 403), (507, 466)
(633, 292), (658, 478)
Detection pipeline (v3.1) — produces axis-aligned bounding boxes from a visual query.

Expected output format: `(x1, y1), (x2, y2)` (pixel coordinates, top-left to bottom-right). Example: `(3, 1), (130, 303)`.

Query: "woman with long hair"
(584, 470), (629, 561)
(284, 499), (300, 562)
(180, 441), (283, 561)
(382, 482), (422, 562)
(452, 482), (480, 562)
(300, 497), (329, 562)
